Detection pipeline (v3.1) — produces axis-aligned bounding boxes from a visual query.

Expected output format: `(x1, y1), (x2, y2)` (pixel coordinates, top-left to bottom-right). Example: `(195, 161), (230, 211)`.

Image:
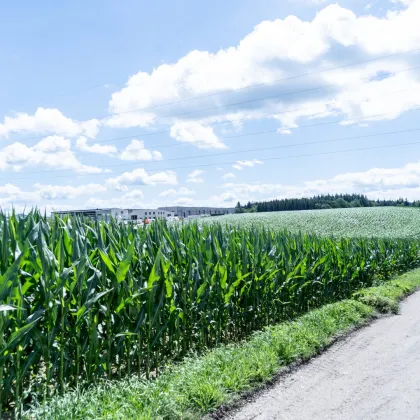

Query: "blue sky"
(1, 0), (420, 212)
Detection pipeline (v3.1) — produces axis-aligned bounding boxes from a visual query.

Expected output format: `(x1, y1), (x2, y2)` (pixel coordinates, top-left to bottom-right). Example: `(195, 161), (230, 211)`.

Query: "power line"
(25, 47), (420, 113)
(5, 82), (420, 157)
(7, 134), (420, 181)
(30, 101), (420, 162)
(213, 106), (420, 141)
(105, 47), (420, 113)
(86, 85), (420, 147)
(91, 64), (420, 122)
(2, 89), (420, 178)
(140, 127), (420, 163)
(78, 126), (420, 168)
(4, 62), (420, 146)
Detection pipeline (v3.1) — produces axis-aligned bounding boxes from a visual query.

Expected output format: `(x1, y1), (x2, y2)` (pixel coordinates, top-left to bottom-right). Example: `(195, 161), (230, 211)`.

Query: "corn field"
(203, 207), (420, 238)
(1, 210), (420, 415)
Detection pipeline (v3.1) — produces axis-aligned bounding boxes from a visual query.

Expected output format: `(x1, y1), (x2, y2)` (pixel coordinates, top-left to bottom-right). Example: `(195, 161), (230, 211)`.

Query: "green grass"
(26, 301), (374, 419)
(26, 269), (420, 420)
(354, 269), (420, 313)
(204, 207), (420, 238)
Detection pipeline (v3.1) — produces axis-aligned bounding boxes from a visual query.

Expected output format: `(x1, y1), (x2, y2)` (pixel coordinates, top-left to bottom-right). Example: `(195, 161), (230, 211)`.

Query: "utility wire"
(71, 64), (420, 123)
(18, 100), (420, 162)
(8, 136), (420, 181)
(4, 63), (420, 146)
(105, 47), (420, 112)
(4, 81), (420, 156)
(7, 126), (420, 176)
(22, 47), (420, 112)
(2, 88), (420, 179)
(80, 85), (420, 148)
(60, 126), (420, 171)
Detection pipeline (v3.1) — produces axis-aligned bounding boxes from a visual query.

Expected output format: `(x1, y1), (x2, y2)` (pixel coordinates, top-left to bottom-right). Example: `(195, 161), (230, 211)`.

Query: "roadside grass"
(25, 269), (420, 420)
(354, 268), (420, 313)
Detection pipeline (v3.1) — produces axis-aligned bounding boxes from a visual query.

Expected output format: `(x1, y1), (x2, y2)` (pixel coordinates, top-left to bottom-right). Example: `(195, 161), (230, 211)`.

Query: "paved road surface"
(230, 292), (420, 420)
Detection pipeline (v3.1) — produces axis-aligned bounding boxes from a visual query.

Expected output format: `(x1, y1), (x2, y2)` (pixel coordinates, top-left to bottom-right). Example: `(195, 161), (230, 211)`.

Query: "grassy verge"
(354, 268), (420, 313)
(26, 269), (420, 420)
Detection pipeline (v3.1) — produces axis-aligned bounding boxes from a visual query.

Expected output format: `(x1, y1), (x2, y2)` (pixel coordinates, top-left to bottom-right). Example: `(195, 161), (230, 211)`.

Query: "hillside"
(204, 207), (420, 238)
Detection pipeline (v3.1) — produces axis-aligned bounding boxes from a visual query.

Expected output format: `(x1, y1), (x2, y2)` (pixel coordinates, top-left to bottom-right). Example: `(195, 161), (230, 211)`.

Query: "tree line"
(235, 194), (420, 213)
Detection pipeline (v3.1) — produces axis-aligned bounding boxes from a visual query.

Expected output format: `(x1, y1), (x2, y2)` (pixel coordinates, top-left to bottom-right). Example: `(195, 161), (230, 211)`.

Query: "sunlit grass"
(203, 207), (420, 238)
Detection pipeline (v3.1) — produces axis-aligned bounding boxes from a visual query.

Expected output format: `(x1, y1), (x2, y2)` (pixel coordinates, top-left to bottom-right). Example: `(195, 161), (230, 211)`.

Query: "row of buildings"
(53, 206), (235, 221)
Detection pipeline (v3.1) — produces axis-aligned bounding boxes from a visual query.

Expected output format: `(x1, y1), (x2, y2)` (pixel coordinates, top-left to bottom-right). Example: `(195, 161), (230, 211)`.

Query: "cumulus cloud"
(232, 159), (263, 170)
(0, 184), (38, 207)
(221, 160), (420, 202)
(0, 108), (100, 139)
(86, 189), (145, 208)
(222, 172), (236, 179)
(0, 135), (105, 173)
(0, 182), (107, 212)
(107, 168), (177, 191)
(159, 187), (196, 196)
(105, 1), (420, 136)
(303, 162), (420, 196)
(76, 137), (117, 155)
(119, 139), (163, 161)
(186, 169), (205, 183)
(121, 189), (144, 200)
(34, 183), (107, 200)
(393, 0), (416, 5)
(161, 191), (239, 207)
(170, 122), (226, 149)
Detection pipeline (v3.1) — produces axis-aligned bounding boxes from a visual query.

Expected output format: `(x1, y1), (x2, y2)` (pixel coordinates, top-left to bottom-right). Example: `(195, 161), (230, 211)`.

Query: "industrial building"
(53, 208), (174, 222)
(158, 206), (235, 218)
(54, 206), (234, 221)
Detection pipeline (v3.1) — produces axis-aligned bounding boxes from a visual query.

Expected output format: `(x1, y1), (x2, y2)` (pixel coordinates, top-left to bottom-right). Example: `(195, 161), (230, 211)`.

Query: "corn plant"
(0, 209), (420, 416)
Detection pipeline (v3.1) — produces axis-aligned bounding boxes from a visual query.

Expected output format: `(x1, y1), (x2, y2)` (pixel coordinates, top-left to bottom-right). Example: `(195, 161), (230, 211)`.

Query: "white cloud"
(86, 189), (145, 208)
(0, 184), (22, 195)
(222, 182), (291, 196)
(222, 172), (236, 179)
(156, 192), (238, 208)
(186, 169), (205, 183)
(107, 168), (177, 191)
(121, 189), (144, 200)
(105, 1), (420, 135)
(279, 129), (292, 135)
(170, 122), (226, 149)
(0, 108), (100, 139)
(0, 182), (107, 212)
(76, 136), (117, 155)
(232, 159), (263, 170)
(159, 187), (196, 197)
(34, 183), (106, 200)
(119, 139), (163, 161)
(303, 161), (420, 196)
(221, 160), (420, 202)
(0, 184), (38, 206)
(393, 0), (416, 5)
(0, 135), (104, 174)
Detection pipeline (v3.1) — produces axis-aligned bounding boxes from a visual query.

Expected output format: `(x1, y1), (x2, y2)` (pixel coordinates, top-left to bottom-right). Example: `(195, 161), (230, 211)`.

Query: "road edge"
(210, 269), (420, 419)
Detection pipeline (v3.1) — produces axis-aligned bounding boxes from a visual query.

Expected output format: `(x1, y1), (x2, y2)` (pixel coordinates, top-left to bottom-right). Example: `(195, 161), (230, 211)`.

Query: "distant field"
(202, 207), (420, 238)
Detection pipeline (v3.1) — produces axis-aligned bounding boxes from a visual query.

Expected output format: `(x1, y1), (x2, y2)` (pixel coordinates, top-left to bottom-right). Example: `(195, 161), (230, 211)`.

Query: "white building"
(53, 208), (174, 222)
(158, 206), (234, 218)
(115, 208), (174, 221)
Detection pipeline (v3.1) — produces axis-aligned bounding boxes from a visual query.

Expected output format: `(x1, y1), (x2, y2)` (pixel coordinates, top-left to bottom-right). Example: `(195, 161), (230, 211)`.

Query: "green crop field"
(202, 207), (420, 238)
(1, 208), (420, 416)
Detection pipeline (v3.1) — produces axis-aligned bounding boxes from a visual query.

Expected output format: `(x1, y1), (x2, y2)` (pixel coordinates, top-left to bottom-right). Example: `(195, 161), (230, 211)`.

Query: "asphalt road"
(230, 291), (420, 420)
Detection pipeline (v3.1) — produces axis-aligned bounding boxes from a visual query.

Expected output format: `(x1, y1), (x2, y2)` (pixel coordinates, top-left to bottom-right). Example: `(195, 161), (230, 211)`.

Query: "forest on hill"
(235, 194), (419, 213)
